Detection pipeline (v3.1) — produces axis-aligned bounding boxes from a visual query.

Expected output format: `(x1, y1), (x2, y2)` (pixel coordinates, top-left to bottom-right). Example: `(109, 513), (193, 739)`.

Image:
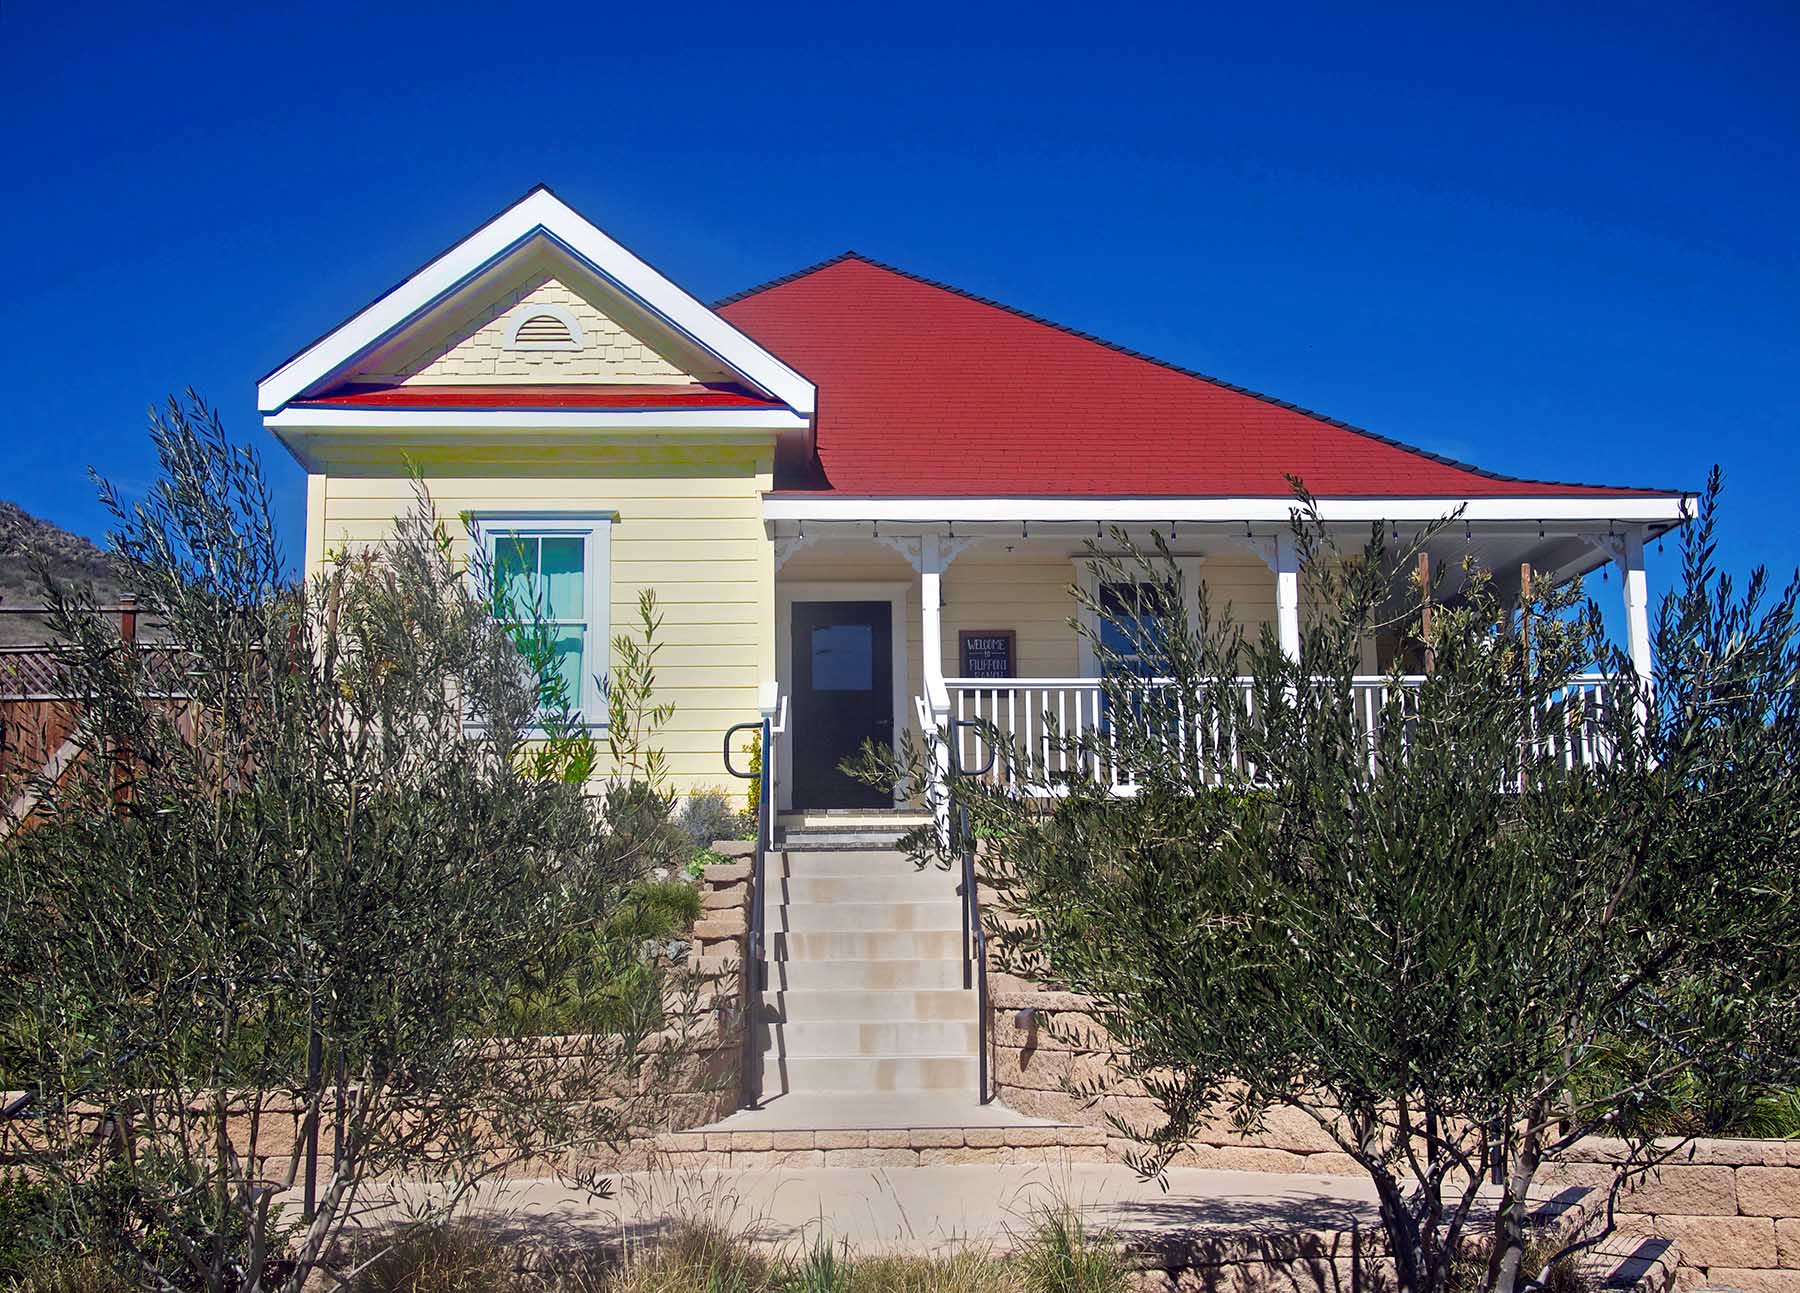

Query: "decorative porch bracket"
(773, 533), (817, 572)
(1233, 532), (1302, 662)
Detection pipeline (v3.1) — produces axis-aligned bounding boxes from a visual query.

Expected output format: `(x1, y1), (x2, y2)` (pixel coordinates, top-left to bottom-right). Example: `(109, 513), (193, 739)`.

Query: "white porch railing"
(941, 674), (1619, 795)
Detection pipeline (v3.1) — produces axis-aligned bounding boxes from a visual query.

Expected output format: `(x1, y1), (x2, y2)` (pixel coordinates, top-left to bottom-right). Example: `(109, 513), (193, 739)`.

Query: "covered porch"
(765, 496), (1681, 814)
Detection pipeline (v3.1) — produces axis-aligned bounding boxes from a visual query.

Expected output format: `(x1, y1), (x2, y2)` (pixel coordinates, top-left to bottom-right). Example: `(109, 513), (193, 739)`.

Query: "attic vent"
(503, 303), (584, 352)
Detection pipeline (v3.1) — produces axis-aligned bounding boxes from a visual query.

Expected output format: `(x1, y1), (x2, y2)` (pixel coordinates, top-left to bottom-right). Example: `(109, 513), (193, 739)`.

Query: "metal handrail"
(948, 718), (997, 1103)
(723, 714), (772, 1108)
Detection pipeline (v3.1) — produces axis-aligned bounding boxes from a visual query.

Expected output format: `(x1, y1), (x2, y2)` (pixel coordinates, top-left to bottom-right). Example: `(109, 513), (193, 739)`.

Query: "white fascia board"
(761, 495), (1693, 526)
(257, 188), (816, 416)
(266, 407), (809, 432)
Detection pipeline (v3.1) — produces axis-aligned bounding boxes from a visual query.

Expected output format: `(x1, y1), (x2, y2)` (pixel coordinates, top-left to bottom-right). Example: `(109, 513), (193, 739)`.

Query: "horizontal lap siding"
(943, 554), (1291, 675)
(941, 556), (1079, 678)
(1198, 556), (1277, 649)
(313, 441), (774, 795)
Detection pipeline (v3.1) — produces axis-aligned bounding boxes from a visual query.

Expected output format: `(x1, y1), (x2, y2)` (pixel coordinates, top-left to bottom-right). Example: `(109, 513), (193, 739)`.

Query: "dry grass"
(8, 1254), (137, 1293)
(838, 1249), (1025, 1293)
(348, 1224), (527, 1293)
(1009, 1206), (1130, 1293)
(339, 1206), (1129, 1293)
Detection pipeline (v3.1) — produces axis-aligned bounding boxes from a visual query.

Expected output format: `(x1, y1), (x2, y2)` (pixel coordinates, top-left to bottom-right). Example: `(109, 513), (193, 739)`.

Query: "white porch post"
(757, 679), (782, 853)
(1274, 532), (1302, 663)
(1620, 530), (1654, 729)
(1620, 531), (1652, 683)
(919, 533), (954, 846)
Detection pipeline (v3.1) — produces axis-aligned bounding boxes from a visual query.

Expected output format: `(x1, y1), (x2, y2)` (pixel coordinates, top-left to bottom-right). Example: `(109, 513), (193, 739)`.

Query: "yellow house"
(261, 186), (1690, 816)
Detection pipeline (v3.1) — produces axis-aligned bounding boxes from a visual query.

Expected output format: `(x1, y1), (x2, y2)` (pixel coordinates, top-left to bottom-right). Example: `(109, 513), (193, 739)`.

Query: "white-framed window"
(468, 512), (612, 727)
(1073, 556), (1203, 678)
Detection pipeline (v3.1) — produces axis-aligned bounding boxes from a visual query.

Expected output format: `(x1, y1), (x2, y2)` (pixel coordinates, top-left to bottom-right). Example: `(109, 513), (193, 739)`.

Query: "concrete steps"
(754, 838), (979, 1103)
(756, 1019), (980, 1056)
(770, 930), (964, 961)
(772, 874), (950, 904)
(769, 1054), (978, 1092)
(770, 955), (966, 993)
(768, 901), (963, 932)
(766, 900), (964, 929)
(762, 989), (975, 1022)
(772, 850), (941, 876)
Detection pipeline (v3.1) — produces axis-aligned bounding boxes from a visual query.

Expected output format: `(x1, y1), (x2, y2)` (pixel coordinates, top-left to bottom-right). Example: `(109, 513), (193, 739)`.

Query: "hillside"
(0, 502), (130, 645)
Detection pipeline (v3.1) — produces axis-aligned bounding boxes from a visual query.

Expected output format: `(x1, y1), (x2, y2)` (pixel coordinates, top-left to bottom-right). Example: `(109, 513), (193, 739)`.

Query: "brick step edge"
(646, 1123), (1108, 1169)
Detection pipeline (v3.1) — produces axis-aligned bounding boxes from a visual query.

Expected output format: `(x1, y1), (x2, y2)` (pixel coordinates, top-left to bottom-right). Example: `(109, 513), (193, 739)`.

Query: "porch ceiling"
(769, 519), (1645, 604)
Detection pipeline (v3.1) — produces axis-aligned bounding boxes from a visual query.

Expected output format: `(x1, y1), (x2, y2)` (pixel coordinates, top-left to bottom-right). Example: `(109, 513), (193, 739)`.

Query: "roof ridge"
(720, 251), (1686, 498)
(711, 250), (867, 309)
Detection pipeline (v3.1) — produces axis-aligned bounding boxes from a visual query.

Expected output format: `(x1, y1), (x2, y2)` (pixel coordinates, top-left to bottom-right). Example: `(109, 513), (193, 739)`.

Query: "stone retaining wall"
(656, 842), (755, 1132)
(989, 985), (1800, 1287)
(1543, 1138), (1800, 1292)
(990, 986), (1360, 1175)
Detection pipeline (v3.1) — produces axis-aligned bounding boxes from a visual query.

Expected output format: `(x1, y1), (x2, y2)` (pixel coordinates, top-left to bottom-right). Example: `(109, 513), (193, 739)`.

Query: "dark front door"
(791, 600), (893, 808)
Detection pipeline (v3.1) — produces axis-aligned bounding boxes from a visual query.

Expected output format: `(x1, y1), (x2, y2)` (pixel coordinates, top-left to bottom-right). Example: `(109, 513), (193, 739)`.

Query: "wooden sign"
(959, 630), (1015, 680)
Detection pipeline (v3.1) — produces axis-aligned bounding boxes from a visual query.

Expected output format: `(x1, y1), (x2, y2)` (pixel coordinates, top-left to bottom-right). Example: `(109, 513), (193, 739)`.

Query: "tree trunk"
(1489, 1118), (1546, 1293)
(1374, 1173), (1433, 1293)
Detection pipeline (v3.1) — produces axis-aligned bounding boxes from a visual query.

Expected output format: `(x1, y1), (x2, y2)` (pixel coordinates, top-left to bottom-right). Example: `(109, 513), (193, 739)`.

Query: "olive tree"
(0, 396), (709, 1291)
(877, 476), (1800, 1293)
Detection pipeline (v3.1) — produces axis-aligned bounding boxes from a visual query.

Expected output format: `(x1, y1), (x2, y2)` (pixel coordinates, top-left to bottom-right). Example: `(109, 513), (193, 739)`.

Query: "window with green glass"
(477, 515), (611, 726)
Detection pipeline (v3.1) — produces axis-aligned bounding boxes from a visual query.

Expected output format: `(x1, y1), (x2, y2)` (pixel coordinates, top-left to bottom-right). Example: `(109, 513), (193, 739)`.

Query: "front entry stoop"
(776, 810), (932, 851)
(691, 837), (1068, 1166)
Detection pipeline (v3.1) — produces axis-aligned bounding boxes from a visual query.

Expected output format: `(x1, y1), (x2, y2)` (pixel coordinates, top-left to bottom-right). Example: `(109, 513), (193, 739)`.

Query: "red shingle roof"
(717, 254), (1664, 499)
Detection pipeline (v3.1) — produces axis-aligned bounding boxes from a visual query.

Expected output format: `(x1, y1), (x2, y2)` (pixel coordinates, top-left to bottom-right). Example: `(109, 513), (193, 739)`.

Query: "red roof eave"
(292, 382), (784, 412)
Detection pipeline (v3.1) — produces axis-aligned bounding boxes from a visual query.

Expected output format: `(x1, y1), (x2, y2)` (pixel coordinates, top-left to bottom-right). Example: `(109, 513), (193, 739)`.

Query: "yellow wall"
(942, 553), (1081, 677)
(306, 438), (775, 795)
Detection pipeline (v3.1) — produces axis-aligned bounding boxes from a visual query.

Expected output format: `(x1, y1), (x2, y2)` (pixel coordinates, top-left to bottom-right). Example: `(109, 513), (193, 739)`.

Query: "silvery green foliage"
(867, 475), (1800, 1293)
(676, 788), (754, 851)
(0, 394), (708, 1292)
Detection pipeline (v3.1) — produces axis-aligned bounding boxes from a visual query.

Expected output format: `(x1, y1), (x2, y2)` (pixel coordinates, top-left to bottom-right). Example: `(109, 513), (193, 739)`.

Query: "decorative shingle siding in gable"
(354, 267), (703, 386)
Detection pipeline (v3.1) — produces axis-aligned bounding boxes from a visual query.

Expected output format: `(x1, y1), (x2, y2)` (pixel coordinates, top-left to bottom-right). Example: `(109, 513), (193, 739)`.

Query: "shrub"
(0, 397), (708, 1293)
(677, 789), (754, 851)
(1743, 1087), (1800, 1139)
(0, 1163), (288, 1292)
(0, 1172), (70, 1283)
(867, 477), (1800, 1293)
(603, 780), (689, 873)
(687, 846), (728, 880)
(502, 877), (703, 1035)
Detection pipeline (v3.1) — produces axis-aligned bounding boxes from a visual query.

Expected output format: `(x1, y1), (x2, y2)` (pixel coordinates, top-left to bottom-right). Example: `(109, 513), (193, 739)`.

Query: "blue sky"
(3, 1), (1795, 626)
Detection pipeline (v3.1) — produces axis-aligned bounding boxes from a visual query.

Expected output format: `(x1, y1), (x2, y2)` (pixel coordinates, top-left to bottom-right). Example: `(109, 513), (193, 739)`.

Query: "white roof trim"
(761, 494), (1693, 527)
(266, 406), (809, 432)
(256, 187), (816, 416)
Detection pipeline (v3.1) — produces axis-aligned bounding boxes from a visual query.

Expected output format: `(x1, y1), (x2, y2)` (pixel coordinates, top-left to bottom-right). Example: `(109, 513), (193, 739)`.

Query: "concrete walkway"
(436, 1163), (1384, 1255)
